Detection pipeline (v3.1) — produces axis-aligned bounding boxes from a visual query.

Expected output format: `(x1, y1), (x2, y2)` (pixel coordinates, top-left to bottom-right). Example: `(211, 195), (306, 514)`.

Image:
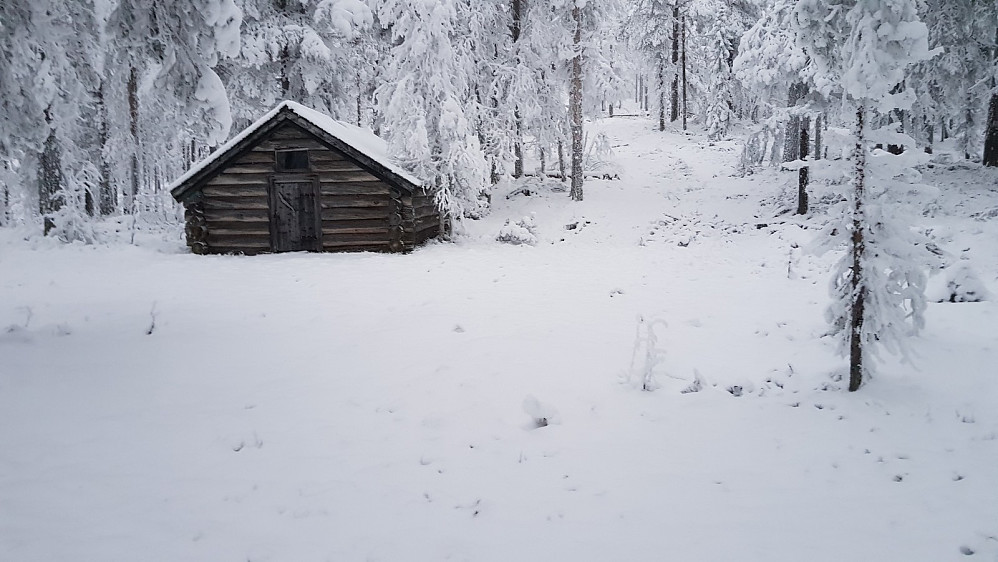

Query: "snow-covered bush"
(496, 215), (537, 246)
(939, 262), (990, 303)
(627, 316), (668, 392)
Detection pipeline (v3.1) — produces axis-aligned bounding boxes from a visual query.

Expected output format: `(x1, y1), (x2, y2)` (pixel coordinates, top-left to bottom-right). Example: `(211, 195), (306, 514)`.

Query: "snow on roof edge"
(168, 100), (424, 196)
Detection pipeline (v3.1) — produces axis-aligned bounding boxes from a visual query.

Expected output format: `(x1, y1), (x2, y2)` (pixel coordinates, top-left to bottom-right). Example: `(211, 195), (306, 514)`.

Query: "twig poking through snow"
(146, 302), (157, 335)
(628, 316), (668, 391)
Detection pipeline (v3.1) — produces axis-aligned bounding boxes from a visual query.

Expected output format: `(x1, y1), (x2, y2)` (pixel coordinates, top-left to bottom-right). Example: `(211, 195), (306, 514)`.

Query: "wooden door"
(269, 175), (321, 252)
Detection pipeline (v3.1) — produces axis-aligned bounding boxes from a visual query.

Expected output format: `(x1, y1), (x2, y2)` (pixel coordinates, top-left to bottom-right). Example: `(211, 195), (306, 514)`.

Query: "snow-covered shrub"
(939, 262), (990, 303)
(584, 131), (619, 178)
(522, 395), (559, 428)
(627, 316), (668, 392)
(496, 215), (537, 246)
(47, 164), (99, 244)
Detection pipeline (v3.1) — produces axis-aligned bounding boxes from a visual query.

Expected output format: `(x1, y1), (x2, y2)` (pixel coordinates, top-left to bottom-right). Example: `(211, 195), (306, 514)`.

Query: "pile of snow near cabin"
(2, 114), (998, 562)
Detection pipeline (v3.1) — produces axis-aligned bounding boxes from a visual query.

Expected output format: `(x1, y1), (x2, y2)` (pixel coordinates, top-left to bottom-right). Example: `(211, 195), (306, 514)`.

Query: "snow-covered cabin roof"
(170, 101), (423, 201)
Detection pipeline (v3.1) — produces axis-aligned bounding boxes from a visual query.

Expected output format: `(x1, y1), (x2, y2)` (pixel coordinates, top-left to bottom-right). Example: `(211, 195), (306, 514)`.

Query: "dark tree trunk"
(558, 140), (566, 183)
(97, 79), (115, 216)
(657, 54), (666, 131)
(797, 116), (810, 215)
(512, 0), (525, 178)
(681, 14), (687, 131)
(128, 66), (140, 214)
(984, 27), (998, 165)
(569, 4), (584, 201)
(814, 114), (823, 161)
(849, 105), (867, 392)
(984, 93), (998, 166)
(670, 4), (679, 122)
(39, 111), (62, 236)
(783, 82), (807, 162)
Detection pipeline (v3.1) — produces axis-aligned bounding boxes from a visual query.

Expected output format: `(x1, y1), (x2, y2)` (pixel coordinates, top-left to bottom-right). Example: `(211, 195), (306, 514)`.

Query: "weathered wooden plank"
(206, 174), (271, 186)
(319, 182), (391, 196)
(221, 164), (277, 175)
(208, 246), (271, 255)
(319, 217), (388, 229)
(232, 152), (276, 165)
(321, 242), (391, 252)
(206, 235), (271, 248)
(308, 150), (349, 163)
(269, 125), (313, 140)
(321, 232), (392, 244)
(321, 226), (390, 236)
(312, 161), (365, 173)
(319, 195), (392, 208)
(205, 220), (270, 232)
(320, 207), (392, 221)
(203, 197), (270, 211)
(252, 138), (329, 151)
(203, 209), (269, 222)
(202, 185), (268, 197)
(318, 170), (382, 183)
(208, 227), (271, 238)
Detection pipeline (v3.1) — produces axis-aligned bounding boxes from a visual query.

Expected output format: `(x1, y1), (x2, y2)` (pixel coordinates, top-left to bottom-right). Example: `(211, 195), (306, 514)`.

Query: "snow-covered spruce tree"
(795, 0), (937, 391)
(733, 0), (818, 211)
(221, 0), (374, 129)
(519, 1), (572, 180)
(624, 0), (679, 131)
(907, 0), (997, 162)
(0, 0), (104, 237)
(547, 0), (624, 202)
(701, 4), (735, 141)
(374, 0), (489, 228)
(102, 0), (242, 219)
(685, 0), (756, 138)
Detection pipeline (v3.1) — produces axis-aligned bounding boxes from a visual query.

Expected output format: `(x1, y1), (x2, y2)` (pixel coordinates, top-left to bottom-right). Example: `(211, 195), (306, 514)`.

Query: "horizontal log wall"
(198, 122), (406, 254)
(188, 122), (440, 254)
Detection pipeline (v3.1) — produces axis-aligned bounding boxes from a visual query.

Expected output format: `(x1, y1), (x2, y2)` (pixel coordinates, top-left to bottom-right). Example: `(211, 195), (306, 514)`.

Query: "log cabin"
(169, 101), (440, 254)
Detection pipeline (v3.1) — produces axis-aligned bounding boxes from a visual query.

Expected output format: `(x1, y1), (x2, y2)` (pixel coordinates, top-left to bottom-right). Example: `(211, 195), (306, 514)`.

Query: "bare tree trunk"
(512, 0), (525, 178)
(814, 114), (823, 161)
(657, 54), (666, 132)
(849, 105), (867, 392)
(797, 116), (810, 215)
(984, 28), (998, 166)
(984, 93), (998, 166)
(681, 14), (688, 131)
(670, 4), (680, 122)
(540, 147), (546, 174)
(39, 109), (62, 235)
(128, 66), (140, 215)
(558, 140), (566, 182)
(783, 82), (807, 162)
(97, 79), (115, 216)
(569, 4), (584, 201)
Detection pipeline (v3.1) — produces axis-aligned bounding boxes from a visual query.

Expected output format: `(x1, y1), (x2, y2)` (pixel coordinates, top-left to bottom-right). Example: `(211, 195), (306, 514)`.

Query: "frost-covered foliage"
(795, 0), (935, 112)
(795, 0), (940, 388)
(818, 136), (940, 369)
(938, 262), (990, 303)
(732, 0), (807, 104)
(496, 215), (538, 246)
(908, 1), (998, 158)
(374, 0), (489, 222)
(223, 0), (374, 129)
(702, 6), (735, 140)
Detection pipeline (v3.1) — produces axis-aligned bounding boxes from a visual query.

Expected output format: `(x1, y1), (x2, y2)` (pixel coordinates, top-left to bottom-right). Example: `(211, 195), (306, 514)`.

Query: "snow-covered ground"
(2, 115), (997, 561)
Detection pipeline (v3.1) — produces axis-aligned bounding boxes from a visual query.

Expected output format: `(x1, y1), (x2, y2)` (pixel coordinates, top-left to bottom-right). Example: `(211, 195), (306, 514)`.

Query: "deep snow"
(2, 114), (997, 561)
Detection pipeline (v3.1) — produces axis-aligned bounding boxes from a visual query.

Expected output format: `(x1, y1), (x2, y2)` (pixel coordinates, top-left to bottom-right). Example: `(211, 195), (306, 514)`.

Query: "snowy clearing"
(2, 116), (998, 561)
